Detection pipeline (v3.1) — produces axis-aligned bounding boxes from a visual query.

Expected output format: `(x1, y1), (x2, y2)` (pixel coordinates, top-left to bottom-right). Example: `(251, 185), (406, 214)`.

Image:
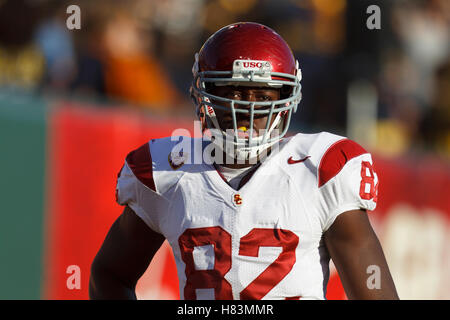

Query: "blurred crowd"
(0, 0), (448, 159)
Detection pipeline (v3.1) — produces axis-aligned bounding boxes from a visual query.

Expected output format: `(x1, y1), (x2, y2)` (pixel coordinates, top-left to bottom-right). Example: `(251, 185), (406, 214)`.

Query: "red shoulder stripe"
(318, 139), (367, 187)
(126, 142), (156, 191)
(238, 163), (261, 190)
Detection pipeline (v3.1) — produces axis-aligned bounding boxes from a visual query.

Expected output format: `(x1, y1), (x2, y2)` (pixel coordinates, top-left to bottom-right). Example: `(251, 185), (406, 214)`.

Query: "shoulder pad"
(125, 141), (155, 191)
(318, 138), (367, 187)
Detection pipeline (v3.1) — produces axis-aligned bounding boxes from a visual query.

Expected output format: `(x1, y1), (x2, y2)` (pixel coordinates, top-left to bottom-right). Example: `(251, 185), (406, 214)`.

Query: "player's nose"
(235, 109), (251, 123)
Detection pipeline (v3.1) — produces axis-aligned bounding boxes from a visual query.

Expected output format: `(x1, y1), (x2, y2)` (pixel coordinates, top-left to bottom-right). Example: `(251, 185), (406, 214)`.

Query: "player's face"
(209, 86), (281, 137)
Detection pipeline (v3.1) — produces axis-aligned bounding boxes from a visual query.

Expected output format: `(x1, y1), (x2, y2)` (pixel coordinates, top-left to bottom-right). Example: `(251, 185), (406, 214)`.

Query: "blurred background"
(0, 0), (449, 300)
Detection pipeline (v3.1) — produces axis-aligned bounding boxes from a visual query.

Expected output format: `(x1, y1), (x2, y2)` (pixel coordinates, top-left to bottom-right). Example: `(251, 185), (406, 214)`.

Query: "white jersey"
(116, 132), (379, 300)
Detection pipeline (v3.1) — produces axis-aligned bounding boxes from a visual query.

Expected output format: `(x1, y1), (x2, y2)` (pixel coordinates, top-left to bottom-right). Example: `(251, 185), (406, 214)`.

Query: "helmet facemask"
(191, 54), (302, 163)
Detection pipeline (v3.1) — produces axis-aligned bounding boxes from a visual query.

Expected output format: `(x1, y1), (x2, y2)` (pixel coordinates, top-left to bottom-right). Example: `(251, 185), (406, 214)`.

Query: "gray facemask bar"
(192, 70), (301, 147)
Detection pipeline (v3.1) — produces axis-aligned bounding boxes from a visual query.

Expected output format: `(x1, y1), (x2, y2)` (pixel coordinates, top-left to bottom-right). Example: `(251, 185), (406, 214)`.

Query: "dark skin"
(324, 209), (399, 299)
(209, 86), (281, 169)
(89, 206), (165, 299)
(90, 86), (399, 299)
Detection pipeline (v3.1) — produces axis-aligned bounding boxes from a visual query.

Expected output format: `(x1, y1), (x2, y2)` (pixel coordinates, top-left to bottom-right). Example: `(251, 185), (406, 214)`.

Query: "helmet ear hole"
(280, 85), (292, 99)
(204, 82), (215, 94)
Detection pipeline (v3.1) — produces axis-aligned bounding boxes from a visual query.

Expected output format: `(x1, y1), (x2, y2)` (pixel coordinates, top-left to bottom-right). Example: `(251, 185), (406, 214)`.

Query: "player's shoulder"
(122, 139), (155, 191)
(124, 135), (200, 169)
(123, 136), (204, 194)
(149, 135), (206, 172)
(283, 132), (371, 187)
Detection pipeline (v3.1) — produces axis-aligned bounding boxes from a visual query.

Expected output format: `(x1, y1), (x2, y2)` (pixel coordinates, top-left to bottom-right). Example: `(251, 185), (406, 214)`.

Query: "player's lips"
(234, 128), (257, 138)
(220, 116), (269, 137)
(221, 120), (250, 129)
(221, 124), (261, 138)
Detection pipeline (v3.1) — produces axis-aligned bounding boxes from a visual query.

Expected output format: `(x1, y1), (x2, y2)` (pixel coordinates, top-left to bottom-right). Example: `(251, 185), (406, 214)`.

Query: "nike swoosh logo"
(287, 156), (310, 164)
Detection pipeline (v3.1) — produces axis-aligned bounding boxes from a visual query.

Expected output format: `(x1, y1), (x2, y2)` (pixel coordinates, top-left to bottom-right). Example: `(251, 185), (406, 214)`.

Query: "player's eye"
(227, 92), (242, 99)
(255, 94), (273, 101)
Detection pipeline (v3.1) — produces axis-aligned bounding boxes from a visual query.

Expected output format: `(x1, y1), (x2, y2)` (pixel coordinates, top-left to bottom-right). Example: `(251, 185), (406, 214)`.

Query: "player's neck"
(220, 153), (260, 169)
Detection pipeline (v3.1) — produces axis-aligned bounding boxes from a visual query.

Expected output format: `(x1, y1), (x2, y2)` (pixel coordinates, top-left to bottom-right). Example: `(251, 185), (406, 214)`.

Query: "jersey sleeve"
(115, 142), (168, 234)
(317, 139), (379, 232)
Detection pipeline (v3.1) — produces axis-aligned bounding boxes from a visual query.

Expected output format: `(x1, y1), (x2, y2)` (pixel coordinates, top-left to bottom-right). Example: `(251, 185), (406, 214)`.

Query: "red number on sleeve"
(359, 161), (378, 202)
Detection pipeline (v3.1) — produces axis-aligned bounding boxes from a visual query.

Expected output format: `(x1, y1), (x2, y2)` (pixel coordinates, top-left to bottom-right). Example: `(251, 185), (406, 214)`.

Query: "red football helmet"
(191, 22), (302, 161)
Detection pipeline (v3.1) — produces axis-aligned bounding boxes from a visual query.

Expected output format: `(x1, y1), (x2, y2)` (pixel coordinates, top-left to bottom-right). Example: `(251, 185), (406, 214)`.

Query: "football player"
(89, 22), (399, 300)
